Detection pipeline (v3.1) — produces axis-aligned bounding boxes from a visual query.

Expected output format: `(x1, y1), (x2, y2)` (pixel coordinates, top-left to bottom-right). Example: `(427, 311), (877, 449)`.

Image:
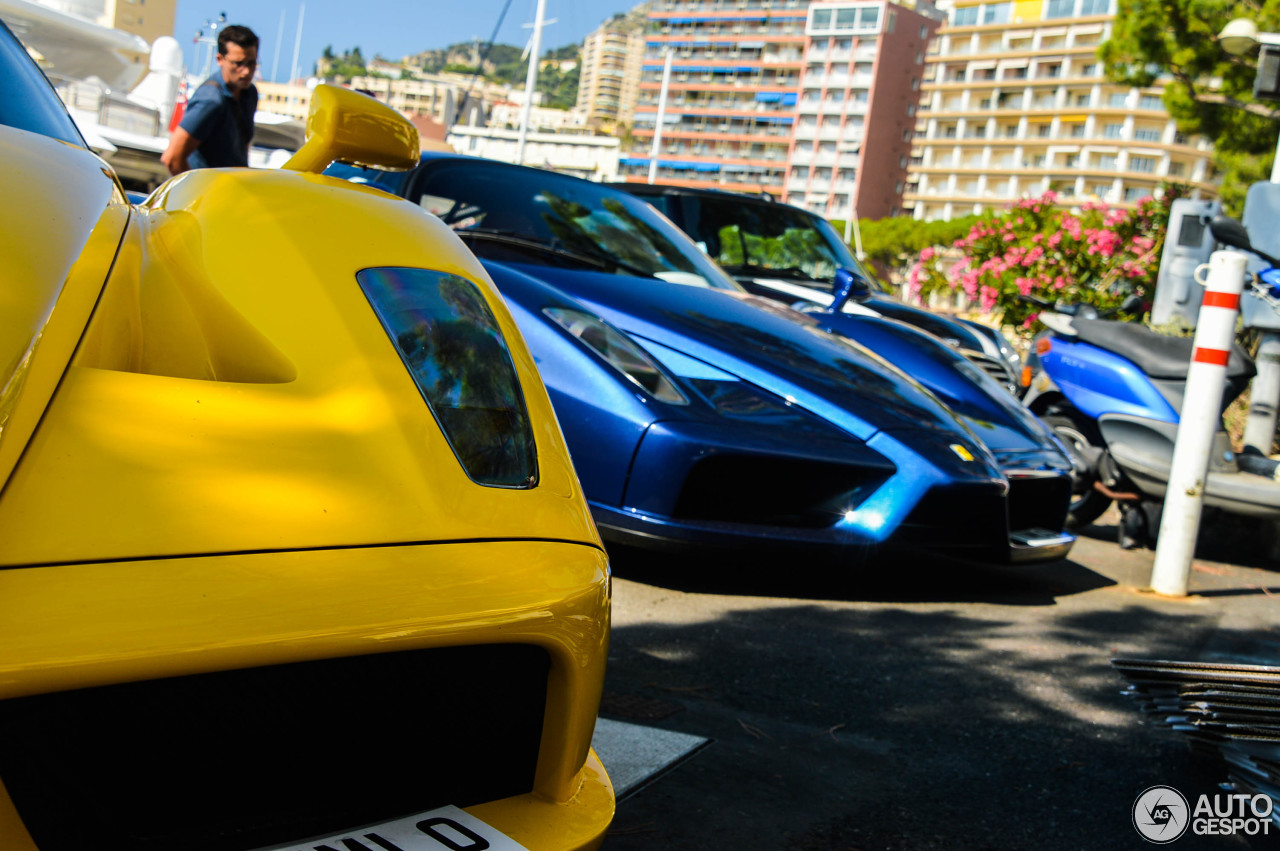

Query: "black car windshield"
(682, 193), (883, 293)
(408, 159), (743, 291)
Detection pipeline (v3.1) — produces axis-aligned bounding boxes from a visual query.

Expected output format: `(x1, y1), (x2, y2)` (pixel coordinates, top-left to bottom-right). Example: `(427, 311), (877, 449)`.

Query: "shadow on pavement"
(601, 594), (1269, 850)
(606, 542), (1115, 606)
(1079, 513), (1280, 573)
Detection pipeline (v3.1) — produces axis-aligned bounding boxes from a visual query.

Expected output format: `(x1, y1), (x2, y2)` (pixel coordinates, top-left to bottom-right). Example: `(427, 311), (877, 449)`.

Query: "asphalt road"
(596, 512), (1280, 851)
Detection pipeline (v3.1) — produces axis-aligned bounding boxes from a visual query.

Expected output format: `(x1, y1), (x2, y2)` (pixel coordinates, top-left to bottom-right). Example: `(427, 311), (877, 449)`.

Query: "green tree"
(833, 215), (980, 283)
(1099, 0), (1280, 213)
(319, 46), (368, 82)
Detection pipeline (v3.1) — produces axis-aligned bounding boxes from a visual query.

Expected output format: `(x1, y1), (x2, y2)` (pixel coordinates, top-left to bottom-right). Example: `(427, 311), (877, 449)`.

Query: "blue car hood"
(486, 261), (982, 447)
(813, 312), (1065, 459)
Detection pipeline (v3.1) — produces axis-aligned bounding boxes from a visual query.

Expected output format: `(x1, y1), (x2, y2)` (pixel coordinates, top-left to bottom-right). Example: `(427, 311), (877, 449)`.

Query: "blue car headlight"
(544, 307), (688, 405)
(632, 336), (818, 423)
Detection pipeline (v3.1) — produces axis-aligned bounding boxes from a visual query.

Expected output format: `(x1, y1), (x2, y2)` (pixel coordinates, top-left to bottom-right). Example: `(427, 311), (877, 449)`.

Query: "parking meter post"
(1243, 331), (1280, 454)
(1151, 251), (1249, 596)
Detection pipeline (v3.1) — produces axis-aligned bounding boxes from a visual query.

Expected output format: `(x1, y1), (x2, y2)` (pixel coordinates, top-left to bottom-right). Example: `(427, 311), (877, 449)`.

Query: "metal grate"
(1113, 657), (1280, 830)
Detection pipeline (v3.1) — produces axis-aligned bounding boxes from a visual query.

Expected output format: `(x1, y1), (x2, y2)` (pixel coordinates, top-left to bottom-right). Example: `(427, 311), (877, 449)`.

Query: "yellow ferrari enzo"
(0, 20), (612, 851)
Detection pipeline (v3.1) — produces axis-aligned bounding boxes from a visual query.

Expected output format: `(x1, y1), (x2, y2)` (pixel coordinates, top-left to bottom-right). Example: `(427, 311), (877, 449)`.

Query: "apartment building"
(447, 125), (621, 181)
(100, 0), (177, 47)
(618, 0), (812, 193)
(906, 0), (1216, 221)
(577, 6), (649, 133)
(348, 74), (487, 127)
(786, 1), (939, 220)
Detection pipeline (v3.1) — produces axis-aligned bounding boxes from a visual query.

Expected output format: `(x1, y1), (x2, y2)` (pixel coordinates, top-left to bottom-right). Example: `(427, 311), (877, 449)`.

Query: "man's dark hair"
(218, 25), (259, 55)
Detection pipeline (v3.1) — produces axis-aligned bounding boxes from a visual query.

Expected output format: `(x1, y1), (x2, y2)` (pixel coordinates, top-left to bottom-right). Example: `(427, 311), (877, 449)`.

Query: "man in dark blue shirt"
(161, 25), (259, 174)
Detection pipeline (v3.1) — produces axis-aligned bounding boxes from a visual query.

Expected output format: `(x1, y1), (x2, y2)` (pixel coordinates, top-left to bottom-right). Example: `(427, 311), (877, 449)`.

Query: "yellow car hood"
(0, 128), (128, 497)
(0, 165), (601, 565)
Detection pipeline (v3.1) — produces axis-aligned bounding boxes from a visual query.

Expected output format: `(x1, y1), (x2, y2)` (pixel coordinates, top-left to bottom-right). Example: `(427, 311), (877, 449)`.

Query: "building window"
(1129, 156), (1156, 173)
(1124, 186), (1148, 201)
(1044, 0), (1074, 17)
(1168, 162), (1185, 176)
(1097, 154), (1118, 169)
(984, 2), (1012, 23)
(1080, 0), (1111, 13)
(1139, 94), (1163, 109)
(1108, 92), (1129, 107)
(1103, 122), (1124, 138)
(1134, 127), (1161, 142)
(953, 6), (979, 25)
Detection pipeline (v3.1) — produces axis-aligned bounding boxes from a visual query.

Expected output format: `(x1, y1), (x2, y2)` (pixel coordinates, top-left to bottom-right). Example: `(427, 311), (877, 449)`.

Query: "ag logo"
(1133, 785), (1190, 843)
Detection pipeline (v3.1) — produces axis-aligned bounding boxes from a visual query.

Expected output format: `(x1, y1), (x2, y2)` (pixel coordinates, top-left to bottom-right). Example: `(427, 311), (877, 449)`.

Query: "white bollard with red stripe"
(1150, 250), (1249, 596)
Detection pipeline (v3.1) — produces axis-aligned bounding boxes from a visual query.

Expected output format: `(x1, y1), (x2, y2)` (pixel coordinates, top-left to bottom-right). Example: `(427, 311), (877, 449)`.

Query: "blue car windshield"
(409, 159), (744, 291)
(0, 21), (87, 146)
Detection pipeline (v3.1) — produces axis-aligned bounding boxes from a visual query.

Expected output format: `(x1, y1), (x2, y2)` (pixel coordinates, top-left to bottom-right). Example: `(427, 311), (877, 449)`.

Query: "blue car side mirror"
(829, 267), (872, 314)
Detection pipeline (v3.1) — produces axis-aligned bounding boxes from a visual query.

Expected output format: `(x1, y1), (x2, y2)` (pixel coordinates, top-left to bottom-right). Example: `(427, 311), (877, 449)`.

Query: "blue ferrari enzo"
(328, 155), (1074, 564)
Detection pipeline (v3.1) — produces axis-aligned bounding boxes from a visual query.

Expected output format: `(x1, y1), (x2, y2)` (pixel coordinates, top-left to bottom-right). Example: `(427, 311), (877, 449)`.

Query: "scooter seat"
(1072, 318), (1256, 380)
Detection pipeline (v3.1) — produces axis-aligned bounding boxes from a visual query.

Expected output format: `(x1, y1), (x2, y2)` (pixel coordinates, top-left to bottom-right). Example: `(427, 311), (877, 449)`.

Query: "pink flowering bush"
(907, 190), (1181, 332)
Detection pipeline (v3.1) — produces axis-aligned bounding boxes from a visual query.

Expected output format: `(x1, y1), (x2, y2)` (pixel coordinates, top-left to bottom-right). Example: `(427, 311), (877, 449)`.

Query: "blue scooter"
(1021, 216), (1280, 548)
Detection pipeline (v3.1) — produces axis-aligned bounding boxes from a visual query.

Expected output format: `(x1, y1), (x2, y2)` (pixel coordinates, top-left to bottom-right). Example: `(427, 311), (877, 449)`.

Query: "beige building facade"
(577, 6), (648, 133)
(906, 0), (1216, 221)
(102, 0), (175, 45)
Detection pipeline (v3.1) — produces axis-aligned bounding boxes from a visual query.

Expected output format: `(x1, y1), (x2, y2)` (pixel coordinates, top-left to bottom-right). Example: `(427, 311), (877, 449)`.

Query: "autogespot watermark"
(1132, 785), (1274, 843)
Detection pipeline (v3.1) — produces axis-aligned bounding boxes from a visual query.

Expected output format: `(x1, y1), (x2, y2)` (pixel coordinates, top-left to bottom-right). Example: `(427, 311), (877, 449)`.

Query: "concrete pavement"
(596, 509), (1279, 850)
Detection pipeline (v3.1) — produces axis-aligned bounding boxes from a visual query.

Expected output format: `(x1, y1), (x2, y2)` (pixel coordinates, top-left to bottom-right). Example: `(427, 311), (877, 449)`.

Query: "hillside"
(406, 40), (581, 109)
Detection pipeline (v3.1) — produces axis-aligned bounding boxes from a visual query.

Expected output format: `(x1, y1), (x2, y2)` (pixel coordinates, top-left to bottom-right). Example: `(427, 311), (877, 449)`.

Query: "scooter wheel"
(1043, 412), (1113, 528)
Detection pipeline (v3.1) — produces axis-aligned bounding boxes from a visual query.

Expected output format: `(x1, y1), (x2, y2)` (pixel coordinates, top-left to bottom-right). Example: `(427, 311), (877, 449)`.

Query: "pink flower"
(907, 263), (924, 299)
(979, 285), (999, 311)
(920, 246), (936, 261)
(1021, 312), (1039, 329)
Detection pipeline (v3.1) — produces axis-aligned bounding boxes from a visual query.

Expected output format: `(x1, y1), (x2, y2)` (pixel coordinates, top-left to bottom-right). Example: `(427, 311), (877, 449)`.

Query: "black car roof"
(609, 182), (788, 208)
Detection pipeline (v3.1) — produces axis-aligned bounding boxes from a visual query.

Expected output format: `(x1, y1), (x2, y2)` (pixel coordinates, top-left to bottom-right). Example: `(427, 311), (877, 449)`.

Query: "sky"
(173, 0), (645, 83)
